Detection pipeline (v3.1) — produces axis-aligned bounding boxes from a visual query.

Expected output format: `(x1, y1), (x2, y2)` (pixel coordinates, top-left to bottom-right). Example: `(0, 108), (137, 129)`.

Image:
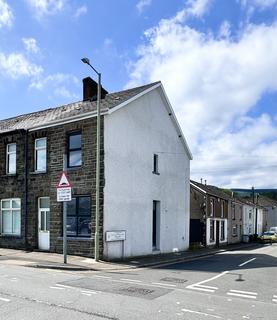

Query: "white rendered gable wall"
(103, 88), (190, 259)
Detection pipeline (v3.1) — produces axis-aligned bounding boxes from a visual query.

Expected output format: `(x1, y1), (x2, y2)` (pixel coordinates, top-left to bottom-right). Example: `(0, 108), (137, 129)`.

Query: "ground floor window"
(220, 220), (225, 240)
(65, 196), (91, 237)
(210, 219), (215, 242)
(1, 199), (21, 235)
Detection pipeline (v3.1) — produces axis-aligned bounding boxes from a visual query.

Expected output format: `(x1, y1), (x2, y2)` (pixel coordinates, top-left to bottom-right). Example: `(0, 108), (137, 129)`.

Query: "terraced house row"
(0, 77), (192, 260)
(190, 180), (277, 248)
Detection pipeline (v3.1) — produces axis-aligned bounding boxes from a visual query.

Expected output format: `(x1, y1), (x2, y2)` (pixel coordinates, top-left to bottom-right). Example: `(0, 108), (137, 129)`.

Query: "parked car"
(269, 227), (277, 233)
(259, 231), (277, 243)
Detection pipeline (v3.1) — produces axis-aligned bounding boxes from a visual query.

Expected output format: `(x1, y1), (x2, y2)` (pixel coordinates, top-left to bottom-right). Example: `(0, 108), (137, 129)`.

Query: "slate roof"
(190, 180), (232, 200)
(0, 82), (160, 134)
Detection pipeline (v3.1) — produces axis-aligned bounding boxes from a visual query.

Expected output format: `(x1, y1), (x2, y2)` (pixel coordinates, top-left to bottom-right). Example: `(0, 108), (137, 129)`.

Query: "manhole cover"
(119, 286), (154, 296)
(160, 277), (187, 284)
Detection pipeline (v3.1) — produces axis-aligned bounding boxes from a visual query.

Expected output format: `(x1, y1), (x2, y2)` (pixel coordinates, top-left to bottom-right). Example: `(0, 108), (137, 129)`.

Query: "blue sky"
(0, 0), (277, 188)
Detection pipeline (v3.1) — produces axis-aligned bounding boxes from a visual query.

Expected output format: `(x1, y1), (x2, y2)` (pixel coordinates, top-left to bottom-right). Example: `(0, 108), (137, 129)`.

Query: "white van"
(269, 227), (277, 233)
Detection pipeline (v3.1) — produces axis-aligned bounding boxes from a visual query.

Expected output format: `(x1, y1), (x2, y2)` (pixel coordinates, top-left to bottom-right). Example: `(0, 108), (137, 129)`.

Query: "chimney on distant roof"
(200, 178), (203, 184)
(204, 180), (207, 185)
(82, 77), (108, 101)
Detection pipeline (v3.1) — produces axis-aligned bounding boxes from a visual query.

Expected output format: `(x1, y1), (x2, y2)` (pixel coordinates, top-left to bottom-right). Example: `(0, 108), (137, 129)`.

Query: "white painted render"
(103, 87), (190, 259)
(265, 206), (277, 229)
(206, 218), (228, 246)
(242, 205), (264, 236)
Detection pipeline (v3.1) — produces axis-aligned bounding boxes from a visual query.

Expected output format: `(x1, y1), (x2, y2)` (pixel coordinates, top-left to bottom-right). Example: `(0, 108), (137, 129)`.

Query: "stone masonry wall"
(0, 116), (104, 258)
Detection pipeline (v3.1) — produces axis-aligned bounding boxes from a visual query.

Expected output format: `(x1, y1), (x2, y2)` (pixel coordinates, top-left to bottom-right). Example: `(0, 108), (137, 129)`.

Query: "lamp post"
(81, 57), (101, 261)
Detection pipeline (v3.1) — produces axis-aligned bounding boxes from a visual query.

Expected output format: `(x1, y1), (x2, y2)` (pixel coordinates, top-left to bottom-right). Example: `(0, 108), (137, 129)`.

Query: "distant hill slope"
(231, 189), (277, 201)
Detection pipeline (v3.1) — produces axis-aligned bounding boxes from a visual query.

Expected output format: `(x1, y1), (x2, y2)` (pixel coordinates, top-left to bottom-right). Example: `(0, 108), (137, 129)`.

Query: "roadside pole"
(63, 155), (67, 264)
(57, 155), (72, 264)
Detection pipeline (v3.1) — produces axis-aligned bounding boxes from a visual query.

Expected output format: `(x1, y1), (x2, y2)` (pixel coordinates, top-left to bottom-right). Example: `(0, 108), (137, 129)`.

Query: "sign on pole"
(57, 172), (72, 202)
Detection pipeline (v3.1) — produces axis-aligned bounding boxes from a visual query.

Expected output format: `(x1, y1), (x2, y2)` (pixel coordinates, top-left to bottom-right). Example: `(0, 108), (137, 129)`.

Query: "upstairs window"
(231, 203), (235, 220)
(153, 154), (159, 174)
(1, 199), (21, 235)
(221, 200), (225, 218)
(68, 133), (82, 168)
(210, 198), (215, 217)
(6, 143), (16, 174)
(35, 138), (47, 172)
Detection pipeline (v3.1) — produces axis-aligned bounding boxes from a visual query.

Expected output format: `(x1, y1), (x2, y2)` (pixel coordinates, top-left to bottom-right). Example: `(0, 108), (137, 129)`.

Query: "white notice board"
(106, 230), (126, 242)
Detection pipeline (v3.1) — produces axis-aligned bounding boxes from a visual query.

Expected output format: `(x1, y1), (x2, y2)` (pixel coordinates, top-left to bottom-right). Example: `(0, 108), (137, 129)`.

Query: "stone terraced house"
(0, 77), (192, 260)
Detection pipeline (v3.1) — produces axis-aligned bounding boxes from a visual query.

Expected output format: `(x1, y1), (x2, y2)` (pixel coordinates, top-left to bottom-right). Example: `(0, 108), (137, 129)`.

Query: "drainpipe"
(24, 130), (29, 249)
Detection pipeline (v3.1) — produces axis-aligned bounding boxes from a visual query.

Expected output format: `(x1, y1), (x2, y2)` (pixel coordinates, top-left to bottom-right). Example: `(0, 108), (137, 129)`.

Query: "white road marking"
(197, 284), (218, 290)
(93, 275), (111, 279)
(186, 271), (228, 293)
(49, 286), (64, 290)
(273, 295), (277, 298)
(229, 289), (257, 296)
(152, 282), (176, 287)
(55, 284), (73, 289)
(186, 286), (215, 293)
(272, 299), (277, 303)
(181, 308), (222, 319)
(227, 292), (256, 299)
(81, 290), (97, 295)
(0, 297), (10, 302)
(238, 258), (256, 267)
(120, 278), (142, 283)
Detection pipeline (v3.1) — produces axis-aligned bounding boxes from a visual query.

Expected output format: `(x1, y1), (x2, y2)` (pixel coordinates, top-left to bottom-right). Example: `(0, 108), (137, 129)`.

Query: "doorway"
(152, 200), (160, 250)
(38, 197), (50, 250)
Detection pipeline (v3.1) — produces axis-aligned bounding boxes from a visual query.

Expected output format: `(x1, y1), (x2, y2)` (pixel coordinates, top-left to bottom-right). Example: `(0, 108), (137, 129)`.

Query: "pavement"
(0, 242), (261, 271)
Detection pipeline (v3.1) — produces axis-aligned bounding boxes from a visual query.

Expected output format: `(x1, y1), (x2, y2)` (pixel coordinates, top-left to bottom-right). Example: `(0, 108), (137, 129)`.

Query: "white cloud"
(126, 6), (277, 188)
(0, 0), (13, 28)
(136, 0), (152, 13)
(0, 52), (43, 78)
(22, 38), (40, 54)
(74, 5), (87, 19)
(30, 73), (79, 99)
(26, 0), (66, 18)
(240, 0), (277, 10)
(218, 20), (231, 39)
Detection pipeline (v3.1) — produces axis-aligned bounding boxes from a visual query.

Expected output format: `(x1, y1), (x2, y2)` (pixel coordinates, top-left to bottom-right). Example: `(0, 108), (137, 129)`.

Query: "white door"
(38, 197), (50, 250)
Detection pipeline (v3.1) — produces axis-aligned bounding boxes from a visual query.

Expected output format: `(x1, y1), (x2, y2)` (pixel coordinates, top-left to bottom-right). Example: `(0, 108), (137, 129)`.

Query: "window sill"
(0, 234), (22, 238)
(152, 171), (160, 175)
(57, 236), (92, 241)
(30, 171), (47, 175)
(67, 166), (82, 171)
(4, 173), (17, 177)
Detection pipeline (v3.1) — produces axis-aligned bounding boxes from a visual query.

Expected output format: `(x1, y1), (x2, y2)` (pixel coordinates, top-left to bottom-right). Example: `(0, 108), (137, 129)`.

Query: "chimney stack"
(204, 180), (207, 185)
(82, 77), (108, 101)
(200, 178), (203, 184)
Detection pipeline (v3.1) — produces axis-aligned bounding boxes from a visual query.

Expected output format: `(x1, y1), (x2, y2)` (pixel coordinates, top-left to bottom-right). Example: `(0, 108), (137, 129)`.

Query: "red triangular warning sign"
(57, 171), (72, 188)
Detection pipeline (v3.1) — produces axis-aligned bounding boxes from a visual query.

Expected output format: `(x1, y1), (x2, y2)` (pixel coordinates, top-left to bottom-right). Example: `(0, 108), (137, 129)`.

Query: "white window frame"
(35, 138), (47, 172)
(1, 198), (21, 236)
(6, 143), (16, 174)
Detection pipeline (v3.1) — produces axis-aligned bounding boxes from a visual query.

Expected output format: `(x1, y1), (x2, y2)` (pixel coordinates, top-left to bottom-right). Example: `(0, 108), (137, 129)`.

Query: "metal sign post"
(57, 155), (72, 264)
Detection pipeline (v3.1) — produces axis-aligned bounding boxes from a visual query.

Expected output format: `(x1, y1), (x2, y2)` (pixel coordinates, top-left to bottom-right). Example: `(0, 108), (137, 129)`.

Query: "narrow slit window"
(153, 154), (159, 174)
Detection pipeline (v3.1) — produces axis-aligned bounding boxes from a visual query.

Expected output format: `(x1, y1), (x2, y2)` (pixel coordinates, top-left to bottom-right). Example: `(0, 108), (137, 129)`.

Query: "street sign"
(57, 171), (72, 202)
(106, 230), (126, 242)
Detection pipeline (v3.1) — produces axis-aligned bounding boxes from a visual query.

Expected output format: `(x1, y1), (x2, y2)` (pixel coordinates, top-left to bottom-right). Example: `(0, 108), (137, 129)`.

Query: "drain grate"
(160, 277), (187, 284)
